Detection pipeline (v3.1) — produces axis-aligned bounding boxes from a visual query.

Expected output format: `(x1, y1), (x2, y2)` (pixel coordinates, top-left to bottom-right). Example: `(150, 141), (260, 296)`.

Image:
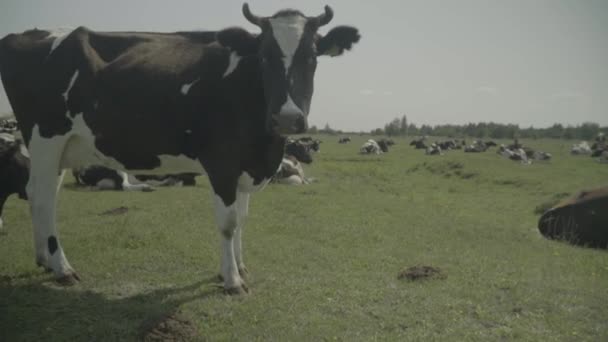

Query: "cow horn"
(242, 3), (262, 27)
(316, 5), (334, 26)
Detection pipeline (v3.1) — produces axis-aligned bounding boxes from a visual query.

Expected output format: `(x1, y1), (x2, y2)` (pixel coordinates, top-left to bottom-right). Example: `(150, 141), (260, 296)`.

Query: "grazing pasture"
(1, 134), (607, 341)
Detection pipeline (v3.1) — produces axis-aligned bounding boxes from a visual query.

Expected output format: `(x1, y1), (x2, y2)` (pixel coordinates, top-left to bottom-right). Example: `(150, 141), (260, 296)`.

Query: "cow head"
(217, 4), (360, 134)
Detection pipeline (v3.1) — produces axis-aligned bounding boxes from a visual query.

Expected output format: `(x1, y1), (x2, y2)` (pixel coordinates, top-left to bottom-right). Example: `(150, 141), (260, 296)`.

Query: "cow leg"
(119, 171), (153, 192)
(212, 192), (247, 294)
(234, 192), (249, 277)
(27, 133), (78, 284)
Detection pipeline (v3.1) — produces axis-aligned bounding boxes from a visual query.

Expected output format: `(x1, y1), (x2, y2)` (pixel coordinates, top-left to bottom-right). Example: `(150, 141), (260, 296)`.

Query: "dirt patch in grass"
(99, 206), (133, 216)
(140, 311), (198, 342)
(407, 161), (478, 180)
(534, 192), (571, 214)
(398, 265), (446, 281)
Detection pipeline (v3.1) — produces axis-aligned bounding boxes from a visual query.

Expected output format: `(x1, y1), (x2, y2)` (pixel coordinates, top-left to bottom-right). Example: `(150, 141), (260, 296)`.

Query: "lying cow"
(0, 133), (29, 231)
(464, 140), (488, 153)
(338, 137), (351, 144)
(497, 145), (531, 164)
(273, 139), (313, 185)
(360, 139), (387, 154)
(538, 187), (608, 248)
(571, 141), (592, 155)
(410, 137), (427, 149)
(425, 143), (442, 155)
(72, 166), (154, 191)
(74, 166), (199, 190)
(0, 118), (18, 134)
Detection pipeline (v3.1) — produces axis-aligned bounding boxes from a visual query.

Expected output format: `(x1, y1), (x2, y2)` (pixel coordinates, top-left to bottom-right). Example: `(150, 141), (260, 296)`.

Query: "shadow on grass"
(0, 274), (220, 341)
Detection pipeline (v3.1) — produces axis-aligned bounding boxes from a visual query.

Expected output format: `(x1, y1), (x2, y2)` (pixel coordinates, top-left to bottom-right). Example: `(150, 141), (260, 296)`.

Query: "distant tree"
(308, 125), (318, 134)
(399, 115), (408, 136)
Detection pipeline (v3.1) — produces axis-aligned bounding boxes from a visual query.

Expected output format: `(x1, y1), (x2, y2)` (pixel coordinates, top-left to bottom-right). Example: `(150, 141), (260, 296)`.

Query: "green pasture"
(1, 135), (607, 341)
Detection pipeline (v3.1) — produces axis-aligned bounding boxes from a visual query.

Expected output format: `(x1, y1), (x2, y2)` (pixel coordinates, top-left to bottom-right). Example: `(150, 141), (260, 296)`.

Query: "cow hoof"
(224, 283), (249, 295)
(56, 272), (81, 286)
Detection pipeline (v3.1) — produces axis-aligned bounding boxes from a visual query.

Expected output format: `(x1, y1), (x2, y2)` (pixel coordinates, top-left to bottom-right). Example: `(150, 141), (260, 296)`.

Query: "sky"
(0, 0), (607, 131)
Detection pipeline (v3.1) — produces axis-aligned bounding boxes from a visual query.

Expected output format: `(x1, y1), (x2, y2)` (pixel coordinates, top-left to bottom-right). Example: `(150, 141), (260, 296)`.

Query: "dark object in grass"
(99, 206), (130, 216)
(398, 265), (445, 281)
(538, 186), (608, 249)
(140, 311), (198, 342)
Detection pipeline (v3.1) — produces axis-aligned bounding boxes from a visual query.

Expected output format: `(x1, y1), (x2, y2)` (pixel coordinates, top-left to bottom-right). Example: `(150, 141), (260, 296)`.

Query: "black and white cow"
(338, 137), (351, 144)
(425, 143), (442, 155)
(0, 3), (360, 293)
(274, 140), (313, 185)
(0, 133), (30, 231)
(360, 139), (385, 154)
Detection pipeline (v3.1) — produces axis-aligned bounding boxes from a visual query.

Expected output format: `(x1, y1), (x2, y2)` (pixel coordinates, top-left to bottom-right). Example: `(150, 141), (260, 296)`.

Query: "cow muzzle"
(275, 112), (307, 134)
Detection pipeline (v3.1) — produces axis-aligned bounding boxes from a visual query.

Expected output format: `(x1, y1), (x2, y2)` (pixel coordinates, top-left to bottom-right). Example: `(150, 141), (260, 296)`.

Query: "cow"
(464, 140), (487, 153)
(0, 133), (30, 231)
(0, 118), (18, 133)
(72, 165), (195, 190)
(532, 151), (552, 161)
(0, 3), (360, 293)
(571, 141), (592, 155)
(360, 139), (383, 154)
(538, 187), (608, 249)
(273, 139), (313, 185)
(338, 137), (351, 144)
(425, 143), (442, 155)
(284, 139), (313, 164)
(410, 137), (427, 149)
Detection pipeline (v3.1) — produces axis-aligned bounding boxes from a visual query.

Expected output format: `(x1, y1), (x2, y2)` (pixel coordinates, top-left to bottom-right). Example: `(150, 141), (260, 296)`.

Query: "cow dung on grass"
(398, 265), (445, 281)
(538, 186), (608, 249)
(140, 312), (197, 342)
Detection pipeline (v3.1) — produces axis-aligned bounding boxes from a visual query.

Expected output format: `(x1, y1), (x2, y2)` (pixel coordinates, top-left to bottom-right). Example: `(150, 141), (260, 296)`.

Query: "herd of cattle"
(1, 116), (607, 242)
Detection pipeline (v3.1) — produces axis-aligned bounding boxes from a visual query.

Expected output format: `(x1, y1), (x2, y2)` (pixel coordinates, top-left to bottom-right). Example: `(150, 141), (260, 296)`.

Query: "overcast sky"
(1, 0), (607, 131)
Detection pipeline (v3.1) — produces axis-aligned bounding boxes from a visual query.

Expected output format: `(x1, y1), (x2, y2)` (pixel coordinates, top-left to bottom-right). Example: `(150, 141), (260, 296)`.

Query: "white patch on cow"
(62, 70), (79, 102)
(222, 52), (241, 78)
(48, 27), (75, 56)
(27, 124), (76, 276)
(269, 15), (306, 74)
(280, 94), (303, 116)
(180, 78), (200, 95)
(118, 171), (152, 191)
(237, 172), (270, 193)
(234, 192), (249, 271)
(96, 178), (116, 190)
(213, 194), (243, 289)
(19, 142), (30, 158)
(0, 133), (15, 143)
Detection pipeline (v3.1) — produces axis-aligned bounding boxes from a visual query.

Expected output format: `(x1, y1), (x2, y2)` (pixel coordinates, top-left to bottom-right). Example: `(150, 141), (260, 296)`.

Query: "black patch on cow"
(48, 236), (58, 255)
(317, 26), (360, 56)
(216, 27), (258, 56)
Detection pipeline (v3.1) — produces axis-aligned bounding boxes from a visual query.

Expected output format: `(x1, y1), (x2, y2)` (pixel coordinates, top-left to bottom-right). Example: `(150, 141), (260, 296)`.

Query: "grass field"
(1, 135), (607, 341)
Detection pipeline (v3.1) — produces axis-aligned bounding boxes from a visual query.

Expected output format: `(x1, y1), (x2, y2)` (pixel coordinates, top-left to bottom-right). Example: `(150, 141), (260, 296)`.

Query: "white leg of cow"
(119, 171), (153, 191)
(234, 192), (249, 277)
(213, 194), (246, 294)
(27, 129), (78, 283)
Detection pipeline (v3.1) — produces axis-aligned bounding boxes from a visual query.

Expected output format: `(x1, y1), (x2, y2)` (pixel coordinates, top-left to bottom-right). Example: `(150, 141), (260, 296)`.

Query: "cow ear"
(316, 26), (360, 57)
(216, 27), (258, 55)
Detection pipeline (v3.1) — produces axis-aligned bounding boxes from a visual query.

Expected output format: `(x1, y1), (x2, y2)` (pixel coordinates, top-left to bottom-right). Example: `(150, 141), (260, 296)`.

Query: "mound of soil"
(99, 206), (131, 216)
(398, 265), (445, 281)
(140, 312), (198, 342)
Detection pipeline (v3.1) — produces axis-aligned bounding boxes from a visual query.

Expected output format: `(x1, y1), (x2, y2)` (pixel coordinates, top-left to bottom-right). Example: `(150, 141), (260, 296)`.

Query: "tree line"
(370, 115), (607, 140)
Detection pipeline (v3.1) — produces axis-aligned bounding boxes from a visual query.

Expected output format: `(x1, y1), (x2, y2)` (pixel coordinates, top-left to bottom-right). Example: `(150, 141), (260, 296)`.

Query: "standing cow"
(0, 3), (360, 293)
